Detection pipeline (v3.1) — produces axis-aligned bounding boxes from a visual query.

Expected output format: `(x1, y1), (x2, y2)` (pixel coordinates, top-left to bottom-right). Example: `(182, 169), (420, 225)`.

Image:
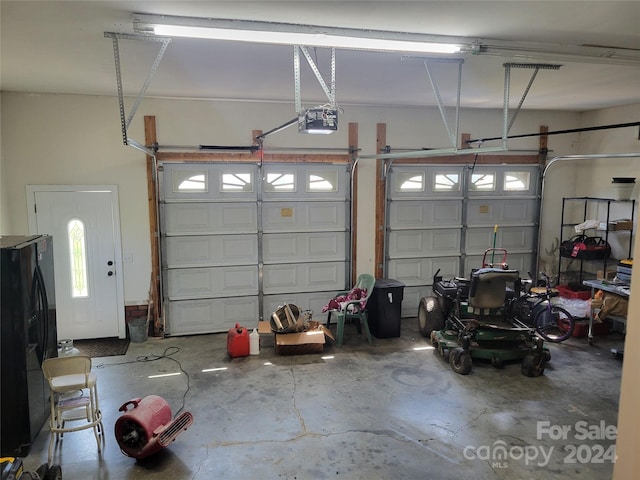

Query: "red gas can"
(227, 323), (250, 357)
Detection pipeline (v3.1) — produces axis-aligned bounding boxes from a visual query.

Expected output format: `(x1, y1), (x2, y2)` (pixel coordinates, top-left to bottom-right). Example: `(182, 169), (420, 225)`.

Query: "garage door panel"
(388, 256), (460, 287)
(465, 226), (535, 253)
(263, 262), (346, 294)
(163, 234), (258, 267)
(402, 286), (427, 317)
(389, 200), (462, 229)
(162, 203), (257, 235)
(503, 200), (537, 222)
(466, 199), (537, 226)
(162, 163), (258, 202)
(388, 229), (461, 258)
(263, 232), (346, 263)
(166, 296), (259, 335)
(500, 226), (535, 250)
(165, 266), (259, 299)
(262, 164), (348, 201)
(262, 202), (346, 232)
(389, 166), (465, 199)
(465, 253), (531, 275)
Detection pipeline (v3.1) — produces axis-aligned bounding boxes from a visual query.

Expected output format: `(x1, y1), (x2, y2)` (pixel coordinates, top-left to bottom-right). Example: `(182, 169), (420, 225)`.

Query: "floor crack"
(289, 366), (308, 435)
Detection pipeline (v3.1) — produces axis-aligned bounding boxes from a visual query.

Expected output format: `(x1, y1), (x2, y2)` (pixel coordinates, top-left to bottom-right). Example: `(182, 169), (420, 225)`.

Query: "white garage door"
(160, 162), (350, 335)
(386, 164), (540, 317)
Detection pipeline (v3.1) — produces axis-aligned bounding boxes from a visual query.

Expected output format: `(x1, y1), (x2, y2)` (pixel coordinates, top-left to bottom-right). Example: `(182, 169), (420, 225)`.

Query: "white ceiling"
(1, 1), (639, 112)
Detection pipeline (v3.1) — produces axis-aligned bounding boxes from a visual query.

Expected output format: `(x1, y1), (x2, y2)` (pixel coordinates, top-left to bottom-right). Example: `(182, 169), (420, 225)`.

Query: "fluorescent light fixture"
(153, 25), (461, 53)
(132, 14), (640, 66)
(298, 107), (338, 134)
(413, 346), (435, 351)
(321, 355), (335, 360)
(469, 40), (640, 67)
(133, 14), (463, 54)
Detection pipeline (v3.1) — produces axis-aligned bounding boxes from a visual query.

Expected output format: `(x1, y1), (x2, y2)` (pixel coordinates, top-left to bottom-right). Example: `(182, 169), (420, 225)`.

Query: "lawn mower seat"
(469, 268), (520, 310)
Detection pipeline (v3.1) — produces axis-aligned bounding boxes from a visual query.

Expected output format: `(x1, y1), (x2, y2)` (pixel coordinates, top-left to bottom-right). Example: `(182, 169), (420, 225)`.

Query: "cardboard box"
(275, 330), (326, 355)
(596, 268), (618, 280)
(609, 220), (633, 231)
(258, 321), (332, 355)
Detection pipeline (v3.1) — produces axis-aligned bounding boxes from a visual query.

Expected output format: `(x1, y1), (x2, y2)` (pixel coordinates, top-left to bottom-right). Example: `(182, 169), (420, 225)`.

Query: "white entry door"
(28, 187), (125, 340)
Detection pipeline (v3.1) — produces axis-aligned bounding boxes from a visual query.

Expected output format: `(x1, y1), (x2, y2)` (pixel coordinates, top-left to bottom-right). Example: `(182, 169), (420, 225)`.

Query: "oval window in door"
(67, 218), (88, 298)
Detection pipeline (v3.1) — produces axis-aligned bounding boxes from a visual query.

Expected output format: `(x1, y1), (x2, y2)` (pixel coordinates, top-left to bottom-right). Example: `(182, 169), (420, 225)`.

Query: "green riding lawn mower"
(418, 249), (550, 377)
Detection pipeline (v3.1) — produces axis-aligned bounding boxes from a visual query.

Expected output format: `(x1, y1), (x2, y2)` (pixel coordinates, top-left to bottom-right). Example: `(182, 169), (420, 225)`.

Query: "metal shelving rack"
(557, 196), (635, 286)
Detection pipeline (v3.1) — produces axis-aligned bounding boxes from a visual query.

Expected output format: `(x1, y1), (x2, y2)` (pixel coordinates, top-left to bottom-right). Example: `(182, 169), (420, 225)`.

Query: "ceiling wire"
(467, 121), (640, 145)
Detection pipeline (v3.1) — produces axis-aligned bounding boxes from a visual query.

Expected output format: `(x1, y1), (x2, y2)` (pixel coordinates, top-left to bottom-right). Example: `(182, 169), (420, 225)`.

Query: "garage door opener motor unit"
(298, 107), (338, 134)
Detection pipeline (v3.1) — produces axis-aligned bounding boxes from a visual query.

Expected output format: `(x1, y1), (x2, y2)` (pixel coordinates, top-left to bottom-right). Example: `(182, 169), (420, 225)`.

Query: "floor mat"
(73, 337), (130, 358)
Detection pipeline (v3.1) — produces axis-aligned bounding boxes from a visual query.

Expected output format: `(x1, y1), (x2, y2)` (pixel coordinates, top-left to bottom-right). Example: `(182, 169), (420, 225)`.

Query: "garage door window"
(471, 172), (495, 191)
(434, 172), (460, 191)
(308, 171), (338, 192)
(173, 171), (208, 192)
(265, 172), (295, 192)
(222, 172), (253, 192)
(504, 171), (530, 191)
(397, 172), (424, 191)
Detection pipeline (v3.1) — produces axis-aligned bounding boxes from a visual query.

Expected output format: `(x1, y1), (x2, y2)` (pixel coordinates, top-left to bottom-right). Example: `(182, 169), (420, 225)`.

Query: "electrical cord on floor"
(94, 346), (190, 418)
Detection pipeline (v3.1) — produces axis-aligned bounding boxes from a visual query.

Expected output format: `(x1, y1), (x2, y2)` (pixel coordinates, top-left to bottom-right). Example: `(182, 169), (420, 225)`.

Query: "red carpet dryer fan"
(115, 395), (194, 459)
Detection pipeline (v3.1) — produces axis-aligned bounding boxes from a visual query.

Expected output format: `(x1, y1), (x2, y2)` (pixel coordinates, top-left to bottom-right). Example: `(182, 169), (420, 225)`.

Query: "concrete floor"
(23, 318), (623, 480)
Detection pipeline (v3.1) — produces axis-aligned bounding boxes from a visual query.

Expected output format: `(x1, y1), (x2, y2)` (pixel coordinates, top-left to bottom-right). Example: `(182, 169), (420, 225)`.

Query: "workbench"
(583, 279), (630, 350)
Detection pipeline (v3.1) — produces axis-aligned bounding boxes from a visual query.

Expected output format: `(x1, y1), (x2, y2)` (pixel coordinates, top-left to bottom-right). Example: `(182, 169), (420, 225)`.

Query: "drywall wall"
(535, 104), (640, 280)
(0, 93), (151, 304)
(0, 93), (7, 232)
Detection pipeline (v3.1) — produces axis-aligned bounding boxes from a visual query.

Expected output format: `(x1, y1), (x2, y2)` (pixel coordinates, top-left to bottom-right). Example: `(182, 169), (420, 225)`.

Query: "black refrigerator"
(1, 235), (58, 457)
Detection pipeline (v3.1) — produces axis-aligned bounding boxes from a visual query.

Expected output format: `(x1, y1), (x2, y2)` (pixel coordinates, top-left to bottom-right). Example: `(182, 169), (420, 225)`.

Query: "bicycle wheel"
(534, 304), (575, 342)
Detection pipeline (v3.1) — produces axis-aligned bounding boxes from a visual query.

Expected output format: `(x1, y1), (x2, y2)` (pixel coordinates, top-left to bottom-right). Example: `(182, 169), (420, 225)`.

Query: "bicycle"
(510, 272), (576, 343)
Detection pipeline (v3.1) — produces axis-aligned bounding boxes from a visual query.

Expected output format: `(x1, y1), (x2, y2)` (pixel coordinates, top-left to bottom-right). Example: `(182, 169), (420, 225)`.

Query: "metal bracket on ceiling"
(104, 32), (171, 153)
(365, 57), (468, 169)
(422, 58), (464, 149)
(294, 46), (337, 113)
(362, 58), (561, 162)
(503, 63), (561, 134)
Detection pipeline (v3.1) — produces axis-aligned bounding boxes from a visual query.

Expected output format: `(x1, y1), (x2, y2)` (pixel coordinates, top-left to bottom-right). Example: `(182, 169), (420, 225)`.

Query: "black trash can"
(367, 279), (405, 338)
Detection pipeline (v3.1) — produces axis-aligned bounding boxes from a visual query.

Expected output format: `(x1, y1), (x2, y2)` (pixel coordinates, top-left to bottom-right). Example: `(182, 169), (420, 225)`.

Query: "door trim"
(26, 185), (126, 339)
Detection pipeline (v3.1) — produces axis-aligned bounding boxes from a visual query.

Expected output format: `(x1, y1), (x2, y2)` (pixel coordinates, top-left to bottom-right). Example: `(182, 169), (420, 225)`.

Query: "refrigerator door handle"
(33, 265), (50, 363)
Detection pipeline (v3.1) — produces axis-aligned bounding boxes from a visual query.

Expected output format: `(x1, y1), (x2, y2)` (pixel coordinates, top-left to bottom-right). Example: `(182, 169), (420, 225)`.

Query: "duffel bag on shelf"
(559, 234), (611, 260)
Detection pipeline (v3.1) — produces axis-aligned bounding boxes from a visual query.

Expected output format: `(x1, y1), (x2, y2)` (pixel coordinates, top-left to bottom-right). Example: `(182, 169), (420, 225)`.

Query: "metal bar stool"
(42, 355), (104, 463)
